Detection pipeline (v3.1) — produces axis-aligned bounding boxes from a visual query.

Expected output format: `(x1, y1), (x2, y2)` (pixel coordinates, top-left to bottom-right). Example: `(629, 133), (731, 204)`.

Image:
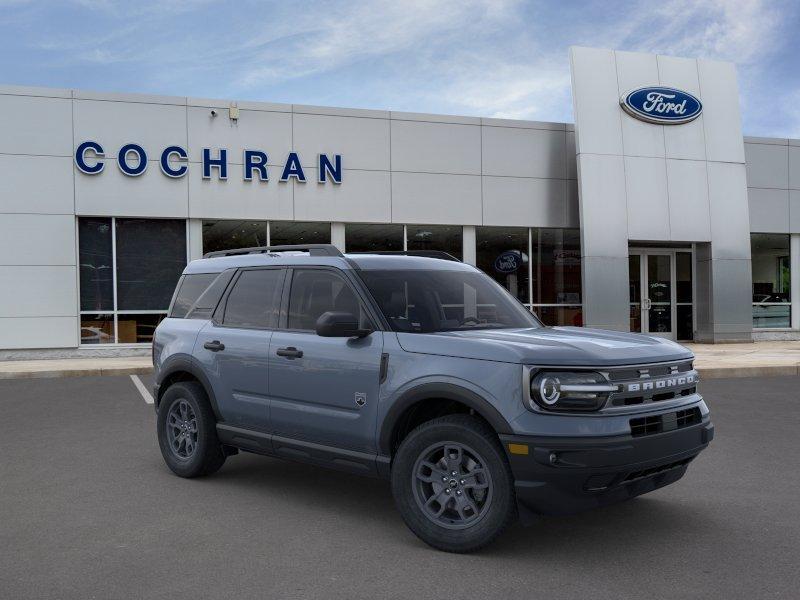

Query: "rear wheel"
(391, 414), (517, 552)
(157, 381), (225, 478)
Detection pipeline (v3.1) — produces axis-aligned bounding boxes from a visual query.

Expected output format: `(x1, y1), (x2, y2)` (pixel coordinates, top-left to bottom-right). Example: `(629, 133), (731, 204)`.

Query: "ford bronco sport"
(153, 244), (713, 552)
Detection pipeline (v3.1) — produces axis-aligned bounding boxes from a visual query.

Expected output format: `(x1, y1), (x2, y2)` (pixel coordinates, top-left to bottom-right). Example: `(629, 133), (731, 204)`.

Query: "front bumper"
(500, 417), (713, 516)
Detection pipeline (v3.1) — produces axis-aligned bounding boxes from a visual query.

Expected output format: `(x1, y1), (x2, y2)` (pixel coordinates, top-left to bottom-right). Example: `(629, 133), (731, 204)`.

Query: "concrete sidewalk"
(1, 341), (800, 381)
(685, 341), (800, 379)
(0, 356), (153, 380)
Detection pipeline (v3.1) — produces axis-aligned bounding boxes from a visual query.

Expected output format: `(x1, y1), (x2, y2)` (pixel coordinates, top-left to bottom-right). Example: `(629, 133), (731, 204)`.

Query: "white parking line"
(130, 374), (154, 404)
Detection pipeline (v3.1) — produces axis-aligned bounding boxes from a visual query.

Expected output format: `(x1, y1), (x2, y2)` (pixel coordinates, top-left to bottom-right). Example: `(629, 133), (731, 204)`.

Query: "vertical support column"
(462, 225), (476, 265)
(187, 219), (203, 261)
(792, 234), (800, 330)
(331, 222), (346, 252)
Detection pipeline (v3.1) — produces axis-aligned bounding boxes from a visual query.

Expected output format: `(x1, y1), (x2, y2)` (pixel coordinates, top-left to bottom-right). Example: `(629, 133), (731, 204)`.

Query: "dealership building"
(1, 46), (799, 357)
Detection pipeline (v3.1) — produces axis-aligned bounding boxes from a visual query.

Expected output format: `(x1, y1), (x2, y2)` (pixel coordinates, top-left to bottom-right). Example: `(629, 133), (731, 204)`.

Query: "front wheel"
(391, 414), (517, 553)
(157, 381), (226, 478)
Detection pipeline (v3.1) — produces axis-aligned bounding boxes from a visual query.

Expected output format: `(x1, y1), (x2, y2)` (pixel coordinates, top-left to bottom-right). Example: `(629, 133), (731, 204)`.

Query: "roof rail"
(203, 244), (344, 259)
(347, 250), (461, 262)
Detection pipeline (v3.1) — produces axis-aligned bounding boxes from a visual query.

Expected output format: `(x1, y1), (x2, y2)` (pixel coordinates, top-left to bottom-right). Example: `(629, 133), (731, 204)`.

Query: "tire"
(391, 414), (517, 553)
(157, 381), (226, 478)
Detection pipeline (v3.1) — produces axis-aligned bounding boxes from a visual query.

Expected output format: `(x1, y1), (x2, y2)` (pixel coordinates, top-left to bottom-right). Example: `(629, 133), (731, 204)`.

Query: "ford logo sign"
(620, 87), (702, 125)
(494, 251), (522, 274)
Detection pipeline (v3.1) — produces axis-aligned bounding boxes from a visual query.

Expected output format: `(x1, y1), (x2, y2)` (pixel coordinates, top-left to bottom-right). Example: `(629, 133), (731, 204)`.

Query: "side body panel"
(377, 333), (523, 455)
(268, 330), (385, 452)
(194, 320), (271, 429)
(152, 317), (207, 377)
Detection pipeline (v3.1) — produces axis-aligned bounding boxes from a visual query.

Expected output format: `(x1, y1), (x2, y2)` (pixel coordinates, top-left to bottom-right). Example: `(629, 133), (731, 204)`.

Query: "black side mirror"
(315, 311), (373, 338)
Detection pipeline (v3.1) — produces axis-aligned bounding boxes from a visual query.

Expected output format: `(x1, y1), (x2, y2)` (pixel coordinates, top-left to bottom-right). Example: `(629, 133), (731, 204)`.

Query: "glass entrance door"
(646, 253), (673, 336)
(629, 249), (694, 341)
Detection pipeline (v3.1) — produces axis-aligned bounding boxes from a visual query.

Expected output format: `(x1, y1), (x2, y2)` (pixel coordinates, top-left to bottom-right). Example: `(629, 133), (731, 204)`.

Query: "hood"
(395, 326), (693, 366)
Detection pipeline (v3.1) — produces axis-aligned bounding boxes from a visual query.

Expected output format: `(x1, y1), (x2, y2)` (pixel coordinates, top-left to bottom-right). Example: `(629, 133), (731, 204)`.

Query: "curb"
(0, 366), (154, 381)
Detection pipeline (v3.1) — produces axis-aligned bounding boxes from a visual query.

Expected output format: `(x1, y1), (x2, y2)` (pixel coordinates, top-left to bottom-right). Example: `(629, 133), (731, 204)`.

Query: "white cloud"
(235, 0), (522, 89)
(6, 0), (796, 134)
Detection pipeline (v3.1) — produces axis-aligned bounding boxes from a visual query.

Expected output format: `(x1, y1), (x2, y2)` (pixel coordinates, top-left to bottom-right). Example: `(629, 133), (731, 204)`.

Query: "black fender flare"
(155, 355), (222, 421)
(378, 382), (513, 455)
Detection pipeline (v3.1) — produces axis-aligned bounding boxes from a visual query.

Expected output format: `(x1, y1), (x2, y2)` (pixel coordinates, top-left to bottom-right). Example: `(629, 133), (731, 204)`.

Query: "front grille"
(629, 407), (702, 437)
(608, 361), (698, 408)
(607, 360), (693, 382)
(623, 457), (693, 483)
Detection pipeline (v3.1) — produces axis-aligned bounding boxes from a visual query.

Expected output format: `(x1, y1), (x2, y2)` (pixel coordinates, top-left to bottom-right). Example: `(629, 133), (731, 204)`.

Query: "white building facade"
(1, 47), (798, 357)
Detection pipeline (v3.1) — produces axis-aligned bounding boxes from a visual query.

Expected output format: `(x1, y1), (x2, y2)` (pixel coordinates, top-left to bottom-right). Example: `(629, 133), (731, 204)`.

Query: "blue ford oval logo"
(494, 251), (521, 274)
(620, 87), (702, 125)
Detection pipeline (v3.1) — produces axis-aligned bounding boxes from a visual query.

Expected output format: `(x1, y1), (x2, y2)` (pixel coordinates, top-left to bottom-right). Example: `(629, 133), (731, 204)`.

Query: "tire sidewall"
(157, 382), (220, 477)
(391, 416), (516, 552)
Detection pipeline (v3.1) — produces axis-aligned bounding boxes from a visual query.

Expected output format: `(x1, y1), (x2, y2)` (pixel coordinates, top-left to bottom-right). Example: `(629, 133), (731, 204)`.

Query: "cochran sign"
(74, 141), (343, 184)
(620, 87), (702, 125)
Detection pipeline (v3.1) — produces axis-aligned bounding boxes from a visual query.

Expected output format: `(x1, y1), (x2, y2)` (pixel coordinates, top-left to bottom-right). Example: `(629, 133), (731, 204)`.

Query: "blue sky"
(1, 0), (799, 137)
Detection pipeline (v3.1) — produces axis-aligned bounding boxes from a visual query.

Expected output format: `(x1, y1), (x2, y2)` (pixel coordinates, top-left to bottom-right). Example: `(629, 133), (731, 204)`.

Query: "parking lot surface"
(1, 374), (798, 599)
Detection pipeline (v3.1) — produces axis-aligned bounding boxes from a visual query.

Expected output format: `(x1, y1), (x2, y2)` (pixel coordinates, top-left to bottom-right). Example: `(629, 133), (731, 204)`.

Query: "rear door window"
(222, 269), (283, 329)
(170, 273), (218, 318)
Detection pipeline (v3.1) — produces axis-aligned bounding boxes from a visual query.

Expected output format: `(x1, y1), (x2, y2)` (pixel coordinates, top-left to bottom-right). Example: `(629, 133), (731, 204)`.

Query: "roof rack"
(347, 250), (461, 262)
(203, 244), (344, 259)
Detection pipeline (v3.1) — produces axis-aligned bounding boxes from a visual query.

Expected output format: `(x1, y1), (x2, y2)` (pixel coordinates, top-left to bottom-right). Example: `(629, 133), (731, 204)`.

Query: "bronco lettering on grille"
(627, 373), (696, 393)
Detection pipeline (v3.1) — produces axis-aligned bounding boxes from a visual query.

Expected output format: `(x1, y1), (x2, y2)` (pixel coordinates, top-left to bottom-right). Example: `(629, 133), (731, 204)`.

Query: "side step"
(216, 423), (385, 478)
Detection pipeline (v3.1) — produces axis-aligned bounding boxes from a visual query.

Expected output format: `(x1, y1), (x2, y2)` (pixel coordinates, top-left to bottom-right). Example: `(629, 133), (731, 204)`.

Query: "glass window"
(203, 220), (267, 254)
(676, 252), (693, 340)
(751, 233), (791, 328)
(406, 225), (462, 259)
(359, 269), (540, 333)
(345, 223), (404, 253)
(528, 228), (583, 327)
(116, 219), (186, 311)
(476, 227), (529, 304)
(80, 314), (115, 345)
(78, 217), (187, 345)
(223, 269), (283, 329)
(532, 228), (582, 305)
(117, 314), (167, 344)
(79, 218), (113, 312)
(534, 306), (583, 328)
(188, 270), (235, 319)
(287, 269), (368, 331)
(170, 273), (219, 318)
(270, 221), (331, 246)
(629, 254), (642, 333)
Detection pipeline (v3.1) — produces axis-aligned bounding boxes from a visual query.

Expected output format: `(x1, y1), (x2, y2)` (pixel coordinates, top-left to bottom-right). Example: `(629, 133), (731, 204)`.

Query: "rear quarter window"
(169, 273), (219, 318)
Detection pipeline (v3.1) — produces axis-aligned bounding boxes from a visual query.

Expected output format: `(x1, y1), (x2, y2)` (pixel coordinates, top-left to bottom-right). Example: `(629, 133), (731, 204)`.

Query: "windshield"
(358, 269), (541, 333)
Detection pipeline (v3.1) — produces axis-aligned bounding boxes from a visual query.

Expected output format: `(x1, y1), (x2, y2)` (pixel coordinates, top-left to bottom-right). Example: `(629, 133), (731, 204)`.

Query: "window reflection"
(80, 314), (115, 345)
(406, 225), (462, 259)
(270, 221), (331, 246)
(202, 220), (267, 254)
(79, 218), (113, 312)
(78, 217), (186, 345)
(476, 227), (529, 304)
(116, 219), (186, 311)
(345, 223), (404, 253)
(751, 233), (791, 328)
(532, 228), (582, 305)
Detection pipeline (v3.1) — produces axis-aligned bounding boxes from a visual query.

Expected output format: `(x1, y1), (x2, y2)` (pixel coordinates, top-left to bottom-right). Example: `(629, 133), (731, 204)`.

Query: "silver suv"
(153, 244), (713, 552)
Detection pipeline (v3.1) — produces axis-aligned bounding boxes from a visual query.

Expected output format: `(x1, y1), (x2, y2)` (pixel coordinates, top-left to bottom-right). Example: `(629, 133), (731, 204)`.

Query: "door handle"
(203, 340), (225, 352)
(276, 346), (303, 359)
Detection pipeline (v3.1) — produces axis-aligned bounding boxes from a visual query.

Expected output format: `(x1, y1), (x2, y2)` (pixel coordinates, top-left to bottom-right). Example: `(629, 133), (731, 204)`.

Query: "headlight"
(528, 371), (617, 412)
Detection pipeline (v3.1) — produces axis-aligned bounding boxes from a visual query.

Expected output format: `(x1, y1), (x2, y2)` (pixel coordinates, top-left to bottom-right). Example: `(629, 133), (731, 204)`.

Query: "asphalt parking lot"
(0, 375), (798, 599)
